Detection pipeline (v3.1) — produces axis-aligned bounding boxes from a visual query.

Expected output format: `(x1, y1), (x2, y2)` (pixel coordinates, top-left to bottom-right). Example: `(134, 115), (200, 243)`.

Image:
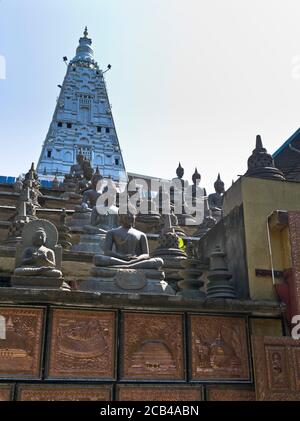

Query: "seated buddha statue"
(14, 227), (62, 278)
(94, 208), (163, 269)
(208, 174), (225, 221)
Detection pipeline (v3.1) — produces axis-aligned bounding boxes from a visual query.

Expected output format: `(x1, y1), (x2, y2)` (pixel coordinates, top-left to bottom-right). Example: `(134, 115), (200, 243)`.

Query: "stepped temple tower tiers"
(37, 28), (126, 182)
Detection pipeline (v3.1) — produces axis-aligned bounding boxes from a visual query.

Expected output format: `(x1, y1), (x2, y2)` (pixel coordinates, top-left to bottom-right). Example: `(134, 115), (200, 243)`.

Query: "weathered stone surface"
(17, 384), (112, 401)
(0, 384), (14, 401)
(0, 307), (44, 379)
(207, 386), (255, 401)
(252, 336), (300, 401)
(0, 287), (284, 317)
(117, 385), (203, 401)
(250, 318), (282, 337)
(121, 312), (184, 380)
(288, 212), (300, 315)
(47, 308), (115, 379)
(190, 315), (250, 381)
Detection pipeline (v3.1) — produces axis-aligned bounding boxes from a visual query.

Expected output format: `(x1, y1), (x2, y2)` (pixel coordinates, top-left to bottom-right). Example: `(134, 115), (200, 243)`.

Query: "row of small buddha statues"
(9, 156), (228, 296)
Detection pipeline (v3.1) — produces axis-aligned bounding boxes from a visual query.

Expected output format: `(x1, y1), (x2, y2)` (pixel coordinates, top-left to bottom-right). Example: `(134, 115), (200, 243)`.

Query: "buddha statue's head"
(32, 228), (47, 247)
(214, 174), (225, 195)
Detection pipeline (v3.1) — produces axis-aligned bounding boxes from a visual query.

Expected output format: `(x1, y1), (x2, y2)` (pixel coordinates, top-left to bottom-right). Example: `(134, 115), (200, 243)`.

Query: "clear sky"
(1, 0), (300, 193)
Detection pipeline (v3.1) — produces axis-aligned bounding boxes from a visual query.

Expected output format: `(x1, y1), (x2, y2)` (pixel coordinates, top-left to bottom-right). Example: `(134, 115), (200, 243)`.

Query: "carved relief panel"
(121, 312), (184, 380)
(207, 386), (255, 401)
(17, 384), (112, 401)
(0, 384), (14, 401)
(47, 308), (116, 380)
(0, 307), (44, 379)
(190, 315), (250, 381)
(117, 385), (203, 401)
(252, 336), (300, 400)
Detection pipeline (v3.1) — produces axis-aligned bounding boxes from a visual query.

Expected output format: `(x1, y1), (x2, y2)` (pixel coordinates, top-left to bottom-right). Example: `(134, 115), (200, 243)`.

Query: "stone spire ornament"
(5, 163), (41, 246)
(245, 135), (285, 180)
(177, 241), (206, 298)
(206, 245), (236, 299)
(58, 209), (72, 251)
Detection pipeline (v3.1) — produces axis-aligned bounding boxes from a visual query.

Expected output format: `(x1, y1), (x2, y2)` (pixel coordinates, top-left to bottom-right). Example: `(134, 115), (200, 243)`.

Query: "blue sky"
(1, 0), (300, 192)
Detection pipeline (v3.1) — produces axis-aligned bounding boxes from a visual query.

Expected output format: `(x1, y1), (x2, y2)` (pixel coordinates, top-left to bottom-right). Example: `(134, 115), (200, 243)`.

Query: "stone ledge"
(0, 287), (284, 316)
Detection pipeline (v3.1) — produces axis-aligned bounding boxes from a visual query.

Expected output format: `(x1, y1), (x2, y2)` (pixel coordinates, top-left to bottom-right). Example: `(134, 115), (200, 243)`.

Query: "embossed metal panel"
(252, 336), (300, 401)
(47, 308), (116, 380)
(117, 385), (203, 401)
(207, 386), (255, 401)
(0, 384), (14, 401)
(190, 315), (250, 381)
(0, 307), (44, 379)
(121, 312), (184, 380)
(17, 384), (112, 401)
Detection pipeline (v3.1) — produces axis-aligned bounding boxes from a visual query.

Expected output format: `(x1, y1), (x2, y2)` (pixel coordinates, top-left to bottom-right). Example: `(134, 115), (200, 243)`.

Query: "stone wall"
(0, 288), (284, 401)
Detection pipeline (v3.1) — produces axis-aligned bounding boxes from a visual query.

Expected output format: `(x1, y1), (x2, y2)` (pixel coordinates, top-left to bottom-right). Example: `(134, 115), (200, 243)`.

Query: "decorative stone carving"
(252, 336), (300, 401)
(47, 309), (115, 380)
(0, 307), (44, 379)
(121, 312), (184, 380)
(11, 219), (68, 290)
(190, 315), (250, 381)
(245, 135), (285, 180)
(117, 385), (203, 401)
(0, 384), (14, 401)
(5, 163), (41, 246)
(207, 386), (255, 401)
(206, 245), (236, 299)
(17, 384), (112, 401)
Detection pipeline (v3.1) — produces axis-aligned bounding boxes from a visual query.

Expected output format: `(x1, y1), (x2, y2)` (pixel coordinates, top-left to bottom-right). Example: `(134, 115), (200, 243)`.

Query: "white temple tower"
(37, 27), (126, 182)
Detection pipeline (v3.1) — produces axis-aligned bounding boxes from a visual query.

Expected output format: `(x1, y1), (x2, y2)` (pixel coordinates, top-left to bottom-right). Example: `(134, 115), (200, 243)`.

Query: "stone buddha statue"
(80, 207), (174, 295)
(94, 209), (162, 269)
(14, 228), (62, 277)
(208, 174), (225, 221)
(12, 219), (67, 289)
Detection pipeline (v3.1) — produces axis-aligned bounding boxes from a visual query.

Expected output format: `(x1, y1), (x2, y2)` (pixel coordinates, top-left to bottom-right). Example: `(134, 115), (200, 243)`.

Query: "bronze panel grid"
(17, 384), (112, 401)
(0, 306), (45, 380)
(0, 384), (14, 401)
(206, 385), (256, 401)
(117, 384), (203, 401)
(252, 336), (300, 401)
(189, 315), (250, 381)
(46, 308), (116, 380)
(121, 312), (185, 381)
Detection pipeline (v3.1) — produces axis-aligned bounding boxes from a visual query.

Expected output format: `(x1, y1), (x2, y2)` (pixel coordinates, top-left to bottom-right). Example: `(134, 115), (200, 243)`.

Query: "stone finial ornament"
(206, 245), (236, 299)
(245, 135), (285, 180)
